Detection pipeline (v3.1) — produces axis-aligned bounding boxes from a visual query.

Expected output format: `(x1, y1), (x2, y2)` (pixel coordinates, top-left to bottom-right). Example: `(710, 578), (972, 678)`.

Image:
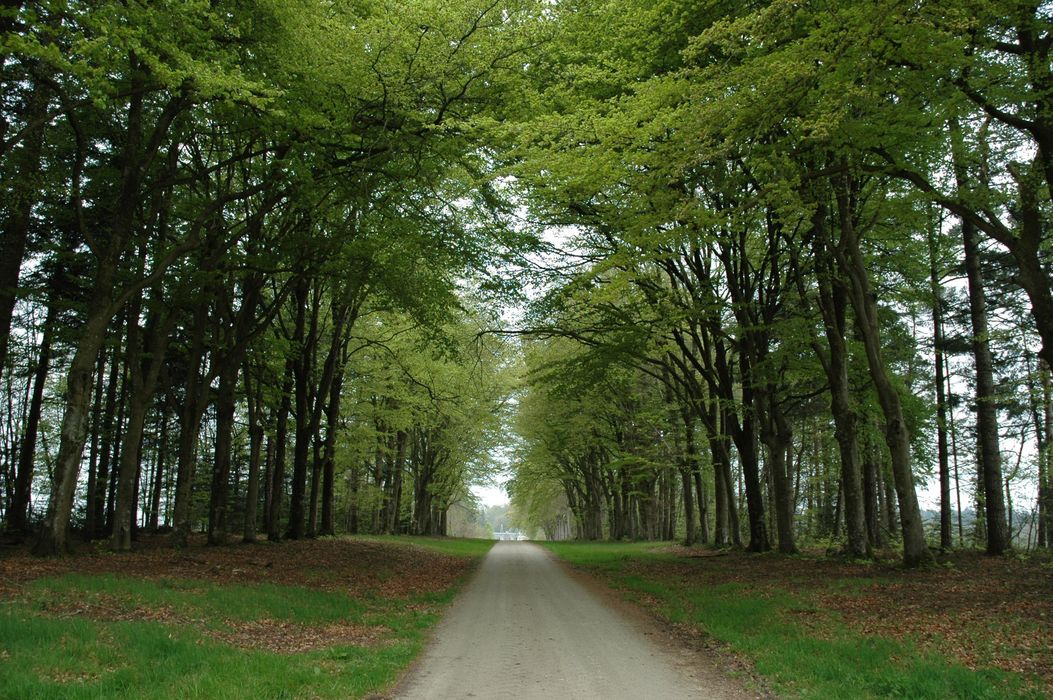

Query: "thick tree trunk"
(809, 205), (869, 558)
(171, 304), (209, 547)
(961, 216), (1010, 554)
(759, 389), (797, 554)
(112, 286), (175, 551)
(32, 296), (114, 555)
(833, 180), (931, 567)
(729, 404), (769, 552)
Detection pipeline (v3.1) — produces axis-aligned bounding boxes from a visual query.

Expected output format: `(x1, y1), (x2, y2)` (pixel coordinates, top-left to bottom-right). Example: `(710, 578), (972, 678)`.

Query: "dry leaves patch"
(208, 618), (387, 654)
(653, 548), (1053, 687)
(0, 535), (473, 654)
(810, 553), (1053, 686)
(0, 535), (468, 596)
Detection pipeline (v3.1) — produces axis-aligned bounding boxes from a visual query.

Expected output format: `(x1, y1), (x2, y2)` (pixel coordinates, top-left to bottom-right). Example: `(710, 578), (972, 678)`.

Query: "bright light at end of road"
(472, 483), (508, 507)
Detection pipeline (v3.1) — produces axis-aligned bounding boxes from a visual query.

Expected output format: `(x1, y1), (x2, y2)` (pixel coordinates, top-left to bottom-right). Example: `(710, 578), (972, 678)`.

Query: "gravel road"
(394, 541), (752, 699)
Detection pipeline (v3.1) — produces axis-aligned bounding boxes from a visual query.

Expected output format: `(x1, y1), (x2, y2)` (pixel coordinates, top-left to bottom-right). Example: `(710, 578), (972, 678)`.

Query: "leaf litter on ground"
(0, 534), (478, 655)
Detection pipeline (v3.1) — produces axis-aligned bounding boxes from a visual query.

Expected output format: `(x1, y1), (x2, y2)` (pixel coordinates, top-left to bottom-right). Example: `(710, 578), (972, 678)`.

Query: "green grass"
(544, 542), (1043, 700)
(21, 574), (367, 628)
(0, 613), (420, 700)
(0, 537), (493, 700)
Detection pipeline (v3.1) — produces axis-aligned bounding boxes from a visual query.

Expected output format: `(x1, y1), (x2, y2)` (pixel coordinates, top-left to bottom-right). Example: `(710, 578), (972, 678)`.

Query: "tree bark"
(286, 277), (312, 539)
(951, 126), (1010, 555)
(928, 223), (953, 551)
(809, 202), (869, 558)
(319, 368), (343, 536)
(206, 361), (239, 545)
(243, 365), (264, 543)
(832, 177), (932, 567)
(758, 388), (797, 554)
(267, 362), (294, 541)
(171, 302), (210, 547)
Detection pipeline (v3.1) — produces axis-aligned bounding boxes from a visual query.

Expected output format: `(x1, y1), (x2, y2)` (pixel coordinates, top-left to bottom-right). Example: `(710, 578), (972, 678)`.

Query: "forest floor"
(545, 542), (1053, 699)
(0, 534), (492, 698)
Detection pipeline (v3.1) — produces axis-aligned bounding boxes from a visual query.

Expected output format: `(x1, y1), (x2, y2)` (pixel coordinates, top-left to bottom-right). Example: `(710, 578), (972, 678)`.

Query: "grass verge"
(0, 535), (492, 699)
(543, 541), (1050, 699)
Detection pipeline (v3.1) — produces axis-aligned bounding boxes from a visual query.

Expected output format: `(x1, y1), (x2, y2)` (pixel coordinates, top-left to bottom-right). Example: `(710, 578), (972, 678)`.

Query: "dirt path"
(394, 541), (752, 699)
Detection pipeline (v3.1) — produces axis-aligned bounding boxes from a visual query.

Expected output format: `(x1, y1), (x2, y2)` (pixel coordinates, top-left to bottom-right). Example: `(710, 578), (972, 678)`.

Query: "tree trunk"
(87, 341), (122, 540)
(6, 298), (56, 534)
(111, 295), (144, 551)
(286, 277), (311, 540)
(267, 364), (294, 542)
(206, 362), (239, 545)
(759, 388), (797, 554)
(32, 296), (114, 555)
(147, 394), (168, 531)
(112, 284), (176, 551)
(832, 178), (931, 567)
(809, 203), (869, 558)
(171, 303), (210, 547)
(386, 430), (407, 534)
(961, 215), (1010, 554)
(308, 440), (322, 537)
(319, 368), (343, 537)
(729, 402), (768, 552)
(929, 224), (953, 551)
(243, 367), (264, 543)
(84, 356), (106, 539)
(863, 440), (882, 548)
(1043, 362), (1053, 547)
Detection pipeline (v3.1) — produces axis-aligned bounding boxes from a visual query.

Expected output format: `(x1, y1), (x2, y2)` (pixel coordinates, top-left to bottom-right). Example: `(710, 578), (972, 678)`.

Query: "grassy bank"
(0, 535), (492, 699)
(544, 541), (1050, 699)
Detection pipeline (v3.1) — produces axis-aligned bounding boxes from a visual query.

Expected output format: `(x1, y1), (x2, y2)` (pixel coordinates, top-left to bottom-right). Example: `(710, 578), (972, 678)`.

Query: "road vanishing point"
(395, 541), (751, 699)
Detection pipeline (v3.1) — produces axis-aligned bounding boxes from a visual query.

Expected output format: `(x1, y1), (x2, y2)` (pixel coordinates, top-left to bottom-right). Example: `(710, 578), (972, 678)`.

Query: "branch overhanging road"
(395, 542), (752, 699)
